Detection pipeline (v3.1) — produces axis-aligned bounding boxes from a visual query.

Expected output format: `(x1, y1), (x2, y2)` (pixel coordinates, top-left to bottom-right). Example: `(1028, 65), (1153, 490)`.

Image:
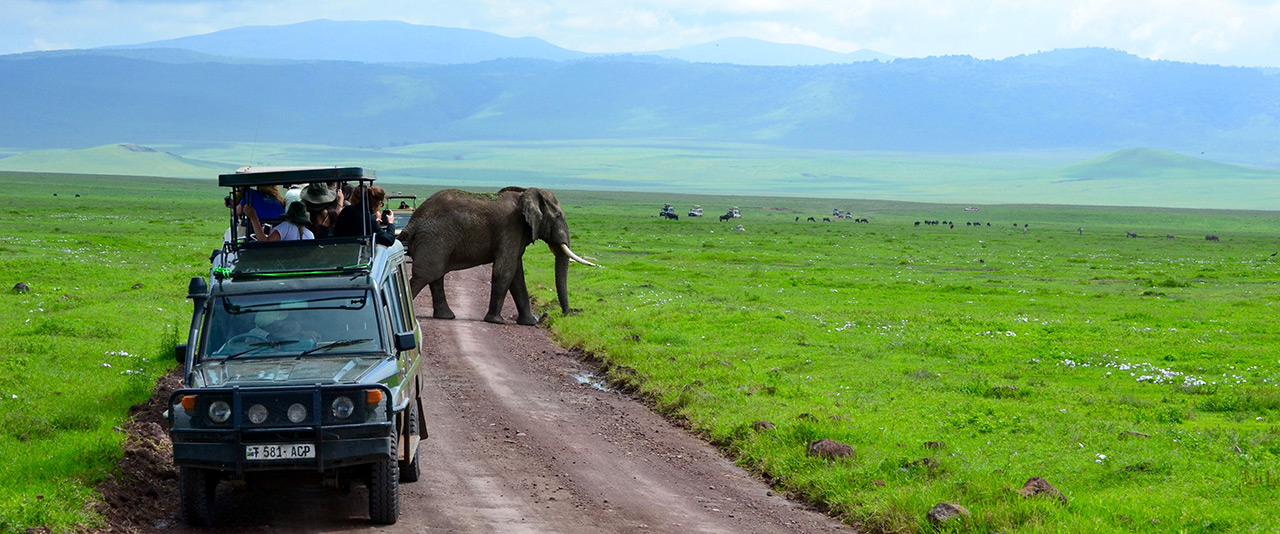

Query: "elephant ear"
(520, 189), (544, 242)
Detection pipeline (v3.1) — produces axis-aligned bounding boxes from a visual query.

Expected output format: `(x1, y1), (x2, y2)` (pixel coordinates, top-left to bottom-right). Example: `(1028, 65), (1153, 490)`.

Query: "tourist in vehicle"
(245, 200), (314, 241)
(235, 185), (286, 221)
(302, 182), (342, 238)
(333, 184), (395, 246)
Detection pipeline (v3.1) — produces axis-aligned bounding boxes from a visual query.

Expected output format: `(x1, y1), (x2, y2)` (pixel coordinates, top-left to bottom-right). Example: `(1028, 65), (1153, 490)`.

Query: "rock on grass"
(806, 439), (854, 460)
(1017, 476), (1067, 504)
(927, 502), (970, 526)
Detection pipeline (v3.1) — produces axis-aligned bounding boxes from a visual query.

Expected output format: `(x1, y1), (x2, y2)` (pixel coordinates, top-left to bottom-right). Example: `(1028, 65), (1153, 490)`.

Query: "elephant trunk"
(554, 247), (570, 314)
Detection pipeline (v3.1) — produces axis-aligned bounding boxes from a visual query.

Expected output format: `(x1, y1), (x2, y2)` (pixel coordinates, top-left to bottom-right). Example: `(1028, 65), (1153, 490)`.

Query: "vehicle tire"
(369, 429), (400, 524)
(179, 467), (218, 526)
(399, 401), (422, 483)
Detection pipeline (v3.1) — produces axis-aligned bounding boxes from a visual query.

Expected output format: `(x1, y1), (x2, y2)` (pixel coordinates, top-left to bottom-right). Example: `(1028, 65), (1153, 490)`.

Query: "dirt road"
(110, 266), (853, 533)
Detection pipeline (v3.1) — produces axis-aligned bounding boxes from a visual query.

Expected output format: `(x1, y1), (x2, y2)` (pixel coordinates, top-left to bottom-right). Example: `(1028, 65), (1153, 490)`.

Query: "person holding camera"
(333, 184), (396, 246)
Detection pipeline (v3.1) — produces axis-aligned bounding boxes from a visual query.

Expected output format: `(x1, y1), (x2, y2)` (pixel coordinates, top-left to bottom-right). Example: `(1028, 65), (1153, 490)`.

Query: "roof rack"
(218, 166), (374, 187)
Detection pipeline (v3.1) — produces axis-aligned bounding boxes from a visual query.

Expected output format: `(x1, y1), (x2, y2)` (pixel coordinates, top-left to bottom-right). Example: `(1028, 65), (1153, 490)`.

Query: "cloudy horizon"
(5, 0), (1280, 67)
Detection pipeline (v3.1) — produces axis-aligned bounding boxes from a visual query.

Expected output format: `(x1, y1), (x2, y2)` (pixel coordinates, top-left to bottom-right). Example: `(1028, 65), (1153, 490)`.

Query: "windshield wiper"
(300, 338), (374, 356)
(222, 339), (301, 361)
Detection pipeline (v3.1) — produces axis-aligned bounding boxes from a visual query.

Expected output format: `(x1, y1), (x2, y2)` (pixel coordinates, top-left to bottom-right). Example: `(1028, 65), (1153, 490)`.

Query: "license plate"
(245, 443), (315, 460)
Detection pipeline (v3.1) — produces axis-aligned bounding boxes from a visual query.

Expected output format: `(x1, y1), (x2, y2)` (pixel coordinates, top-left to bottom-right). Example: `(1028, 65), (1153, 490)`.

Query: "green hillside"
(3, 142), (1277, 210)
(1058, 148), (1273, 179)
(0, 144), (224, 178)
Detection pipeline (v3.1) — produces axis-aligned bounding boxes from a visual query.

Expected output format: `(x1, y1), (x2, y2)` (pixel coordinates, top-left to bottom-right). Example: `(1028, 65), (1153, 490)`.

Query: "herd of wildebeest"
(656, 204), (1225, 241)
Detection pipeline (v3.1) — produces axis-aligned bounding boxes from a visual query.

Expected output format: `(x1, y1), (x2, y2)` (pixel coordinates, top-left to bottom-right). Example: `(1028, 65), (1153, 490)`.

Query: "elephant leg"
(428, 278), (454, 320)
(484, 262), (518, 325)
(508, 263), (537, 325)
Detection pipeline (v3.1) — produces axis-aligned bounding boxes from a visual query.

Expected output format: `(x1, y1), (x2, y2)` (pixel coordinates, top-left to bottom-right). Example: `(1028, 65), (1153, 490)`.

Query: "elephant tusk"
(560, 244), (598, 267)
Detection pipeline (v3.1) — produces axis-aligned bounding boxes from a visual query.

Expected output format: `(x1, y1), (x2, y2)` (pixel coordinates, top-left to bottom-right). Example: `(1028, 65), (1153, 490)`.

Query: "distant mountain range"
(106, 19), (891, 66)
(1, 20), (1278, 172)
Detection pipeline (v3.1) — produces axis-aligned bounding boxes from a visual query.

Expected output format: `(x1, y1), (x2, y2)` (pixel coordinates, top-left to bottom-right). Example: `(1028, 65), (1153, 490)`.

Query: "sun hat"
(282, 201), (311, 225)
(301, 182), (337, 206)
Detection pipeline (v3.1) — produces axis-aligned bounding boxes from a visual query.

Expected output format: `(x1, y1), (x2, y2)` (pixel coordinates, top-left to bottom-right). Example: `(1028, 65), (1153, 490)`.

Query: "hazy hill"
(108, 19), (891, 67)
(1058, 148), (1276, 180)
(2, 47), (1276, 165)
(0, 144), (224, 177)
(107, 19), (588, 64)
(645, 37), (893, 65)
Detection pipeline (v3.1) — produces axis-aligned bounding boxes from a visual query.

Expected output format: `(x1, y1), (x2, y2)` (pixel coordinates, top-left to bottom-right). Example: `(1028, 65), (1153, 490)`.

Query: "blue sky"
(5, 0), (1280, 67)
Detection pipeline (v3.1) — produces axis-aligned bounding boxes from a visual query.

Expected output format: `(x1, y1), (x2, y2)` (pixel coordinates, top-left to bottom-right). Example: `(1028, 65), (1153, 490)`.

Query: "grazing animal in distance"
(1205, 234), (1220, 241)
(1167, 234), (1175, 239)
(1126, 231), (1138, 238)
(13, 282), (30, 293)
(719, 213), (733, 222)
(795, 216), (800, 222)
(823, 217), (831, 222)
(1078, 227), (1084, 234)
(807, 217), (816, 222)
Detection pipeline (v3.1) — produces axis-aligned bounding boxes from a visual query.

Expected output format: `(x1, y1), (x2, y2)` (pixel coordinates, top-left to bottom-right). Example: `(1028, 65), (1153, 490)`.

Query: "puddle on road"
(570, 370), (614, 392)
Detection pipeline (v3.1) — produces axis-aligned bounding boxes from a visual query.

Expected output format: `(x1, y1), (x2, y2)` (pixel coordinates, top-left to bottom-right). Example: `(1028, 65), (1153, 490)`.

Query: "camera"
(224, 194), (232, 208)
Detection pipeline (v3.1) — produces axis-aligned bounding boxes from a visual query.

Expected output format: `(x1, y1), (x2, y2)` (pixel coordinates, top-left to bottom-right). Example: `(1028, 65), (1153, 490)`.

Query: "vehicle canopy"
(219, 166), (381, 250)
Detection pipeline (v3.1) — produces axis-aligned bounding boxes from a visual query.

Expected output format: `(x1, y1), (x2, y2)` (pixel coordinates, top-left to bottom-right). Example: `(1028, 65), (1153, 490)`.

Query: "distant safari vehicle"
(387, 194), (418, 235)
(688, 206), (703, 217)
(728, 207), (741, 218)
(660, 204), (678, 220)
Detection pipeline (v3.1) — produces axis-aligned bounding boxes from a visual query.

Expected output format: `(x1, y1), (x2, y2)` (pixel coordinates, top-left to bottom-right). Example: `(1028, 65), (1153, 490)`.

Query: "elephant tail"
(396, 220), (416, 250)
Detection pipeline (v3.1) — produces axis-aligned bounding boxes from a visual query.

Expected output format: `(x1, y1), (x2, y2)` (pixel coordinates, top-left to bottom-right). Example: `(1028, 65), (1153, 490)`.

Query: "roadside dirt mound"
(95, 369), (182, 533)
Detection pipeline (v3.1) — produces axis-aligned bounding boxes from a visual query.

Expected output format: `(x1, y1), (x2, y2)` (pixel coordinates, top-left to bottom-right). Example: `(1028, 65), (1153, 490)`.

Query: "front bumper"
(167, 384), (394, 474)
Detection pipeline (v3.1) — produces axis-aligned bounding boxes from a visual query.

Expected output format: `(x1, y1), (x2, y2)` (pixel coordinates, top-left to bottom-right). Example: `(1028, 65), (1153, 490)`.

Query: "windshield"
(201, 289), (384, 360)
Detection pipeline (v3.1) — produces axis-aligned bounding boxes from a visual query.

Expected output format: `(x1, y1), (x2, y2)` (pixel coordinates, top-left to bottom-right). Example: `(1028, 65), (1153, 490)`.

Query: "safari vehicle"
(386, 194), (417, 236)
(688, 205), (703, 217)
(170, 167), (425, 526)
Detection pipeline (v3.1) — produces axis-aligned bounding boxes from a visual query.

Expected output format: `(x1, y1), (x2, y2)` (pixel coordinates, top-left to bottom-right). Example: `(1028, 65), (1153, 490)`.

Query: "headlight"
(247, 404), (269, 424)
(208, 400), (231, 424)
(287, 403), (307, 423)
(331, 396), (355, 419)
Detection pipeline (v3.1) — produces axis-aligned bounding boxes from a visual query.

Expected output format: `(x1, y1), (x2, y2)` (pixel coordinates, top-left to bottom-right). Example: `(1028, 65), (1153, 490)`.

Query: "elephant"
(397, 186), (595, 325)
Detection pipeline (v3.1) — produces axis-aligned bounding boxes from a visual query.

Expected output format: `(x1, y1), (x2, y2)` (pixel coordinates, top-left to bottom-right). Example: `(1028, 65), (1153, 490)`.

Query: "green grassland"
(526, 190), (1280, 532)
(2, 141), (1277, 210)
(1, 171), (1278, 532)
(0, 173), (221, 533)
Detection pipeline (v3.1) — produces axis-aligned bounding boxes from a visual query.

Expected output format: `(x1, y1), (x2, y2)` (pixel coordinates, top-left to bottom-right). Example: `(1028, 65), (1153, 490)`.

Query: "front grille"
(170, 384), (389, 431)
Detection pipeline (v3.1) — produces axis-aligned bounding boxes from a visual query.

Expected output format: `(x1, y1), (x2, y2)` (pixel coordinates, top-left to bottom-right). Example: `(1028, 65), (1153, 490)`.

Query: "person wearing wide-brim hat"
(301, 182), (337, 207)
(302, 182), (343, 237)
(245, 199), (315, 242)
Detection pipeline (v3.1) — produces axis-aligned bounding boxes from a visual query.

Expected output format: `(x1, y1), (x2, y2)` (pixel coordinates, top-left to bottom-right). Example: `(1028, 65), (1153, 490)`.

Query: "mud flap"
(397, 375), (427, 461)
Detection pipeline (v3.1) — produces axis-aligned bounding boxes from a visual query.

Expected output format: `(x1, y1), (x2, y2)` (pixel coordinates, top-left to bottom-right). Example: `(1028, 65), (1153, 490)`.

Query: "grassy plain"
(0, 172), (219, 533)
(3, 140), (1278, 210)
(530, 190), (1280, 532)
(0, 171), (1277, 533)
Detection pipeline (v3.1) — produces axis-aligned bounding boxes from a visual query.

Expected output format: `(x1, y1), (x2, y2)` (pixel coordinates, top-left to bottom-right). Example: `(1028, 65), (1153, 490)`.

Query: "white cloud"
(2, 0), (1280, 66)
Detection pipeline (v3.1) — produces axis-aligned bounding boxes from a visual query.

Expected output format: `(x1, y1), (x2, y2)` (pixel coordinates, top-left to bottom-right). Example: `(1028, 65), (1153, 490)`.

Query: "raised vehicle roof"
(218, 166), (375, 188)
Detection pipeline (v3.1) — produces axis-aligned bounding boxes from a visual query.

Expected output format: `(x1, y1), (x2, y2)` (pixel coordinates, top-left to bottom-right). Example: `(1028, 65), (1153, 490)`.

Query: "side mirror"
(174, 344), (187, 364)
(394, 331), (417, 352)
